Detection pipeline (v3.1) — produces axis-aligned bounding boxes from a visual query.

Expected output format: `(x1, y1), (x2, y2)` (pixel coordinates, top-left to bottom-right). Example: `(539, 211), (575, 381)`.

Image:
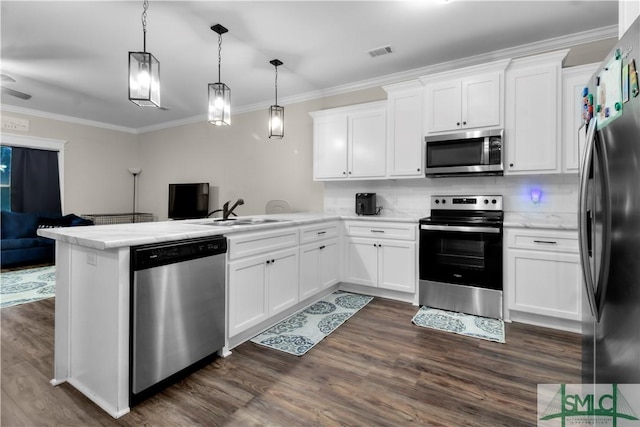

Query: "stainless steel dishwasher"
(130, 235), (227, 405)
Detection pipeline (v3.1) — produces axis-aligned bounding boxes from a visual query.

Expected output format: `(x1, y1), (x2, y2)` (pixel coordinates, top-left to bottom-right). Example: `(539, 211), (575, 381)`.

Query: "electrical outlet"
(86, 251), (98, 266)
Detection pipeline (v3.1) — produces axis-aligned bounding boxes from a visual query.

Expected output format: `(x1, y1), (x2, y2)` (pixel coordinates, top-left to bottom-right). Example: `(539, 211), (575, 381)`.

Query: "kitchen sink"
(195, 218), (291, 227)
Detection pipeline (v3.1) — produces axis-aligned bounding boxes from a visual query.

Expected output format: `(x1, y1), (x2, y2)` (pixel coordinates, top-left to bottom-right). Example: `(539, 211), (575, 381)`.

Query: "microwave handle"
(482, 138), (489, 164)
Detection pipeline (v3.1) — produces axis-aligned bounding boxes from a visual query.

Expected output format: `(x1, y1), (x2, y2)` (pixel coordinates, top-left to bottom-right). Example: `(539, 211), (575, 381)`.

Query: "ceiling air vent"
(367, 45), (393, 58)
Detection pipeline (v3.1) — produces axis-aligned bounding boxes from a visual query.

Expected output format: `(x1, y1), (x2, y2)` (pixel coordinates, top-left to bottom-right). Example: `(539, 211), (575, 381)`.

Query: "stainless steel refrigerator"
(579, 16), (640, 385)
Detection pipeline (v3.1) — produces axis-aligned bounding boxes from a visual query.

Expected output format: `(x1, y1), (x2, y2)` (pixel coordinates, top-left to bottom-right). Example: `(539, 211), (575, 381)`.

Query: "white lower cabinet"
(343, 221), (417, 293)
(505, 228), (582, 331)
(227, 228), (300, 338)
(299, 222), (340, 299)
(299, 238), (339, 299)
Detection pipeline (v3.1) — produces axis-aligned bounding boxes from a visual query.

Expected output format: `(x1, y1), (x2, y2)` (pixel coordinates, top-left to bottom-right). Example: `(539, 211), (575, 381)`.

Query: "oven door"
(419, 224), (502, 290)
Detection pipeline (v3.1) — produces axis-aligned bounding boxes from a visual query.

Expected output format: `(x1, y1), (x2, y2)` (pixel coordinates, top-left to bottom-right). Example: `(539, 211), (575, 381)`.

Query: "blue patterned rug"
(412, 306), (505, 343)
(250, 291), (374, 356)
(1, 266), (56, 309)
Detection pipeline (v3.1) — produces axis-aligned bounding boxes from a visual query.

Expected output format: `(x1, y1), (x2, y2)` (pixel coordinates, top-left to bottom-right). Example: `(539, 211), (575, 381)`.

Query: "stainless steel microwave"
(425, 129), (504, 177)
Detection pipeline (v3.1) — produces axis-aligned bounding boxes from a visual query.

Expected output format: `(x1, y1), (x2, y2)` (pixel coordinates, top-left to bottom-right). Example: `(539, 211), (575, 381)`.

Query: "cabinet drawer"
(344, 221), (416, 241)
(228, 227), (299, 260)
(506, 229), (578, 253)
(299, 222), (339, 244)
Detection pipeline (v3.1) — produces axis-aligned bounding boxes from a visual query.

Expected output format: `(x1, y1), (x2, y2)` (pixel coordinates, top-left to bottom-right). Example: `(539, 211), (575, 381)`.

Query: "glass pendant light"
(208, 24), (231, 126)
(128, 0), (160, 107)
(268, 59), (284, 139)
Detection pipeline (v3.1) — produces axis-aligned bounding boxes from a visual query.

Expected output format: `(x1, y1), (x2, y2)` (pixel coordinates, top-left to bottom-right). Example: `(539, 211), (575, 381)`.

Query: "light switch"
(86, 251), (98, 266)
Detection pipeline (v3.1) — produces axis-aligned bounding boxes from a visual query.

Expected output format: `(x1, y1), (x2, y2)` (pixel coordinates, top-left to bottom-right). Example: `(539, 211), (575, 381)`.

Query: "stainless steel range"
(419, 195), (503, 319)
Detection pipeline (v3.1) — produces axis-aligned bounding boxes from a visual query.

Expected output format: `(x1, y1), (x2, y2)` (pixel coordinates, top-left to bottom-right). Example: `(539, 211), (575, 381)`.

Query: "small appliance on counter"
(355, 193), (380, 216)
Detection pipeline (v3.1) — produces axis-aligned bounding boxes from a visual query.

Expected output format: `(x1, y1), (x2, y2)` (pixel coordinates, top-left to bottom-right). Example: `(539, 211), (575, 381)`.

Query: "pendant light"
(208, 24), (231, 126)
(128, 0), (160, 107)
(268, 59), (284, 139)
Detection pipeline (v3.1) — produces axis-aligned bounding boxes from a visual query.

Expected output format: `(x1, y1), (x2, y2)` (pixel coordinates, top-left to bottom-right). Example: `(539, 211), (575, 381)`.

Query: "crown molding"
(2, 25), (618, 135)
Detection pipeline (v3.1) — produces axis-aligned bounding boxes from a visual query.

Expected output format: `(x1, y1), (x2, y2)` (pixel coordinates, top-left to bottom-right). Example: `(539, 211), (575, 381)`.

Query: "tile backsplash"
(324, 174), (579, 218)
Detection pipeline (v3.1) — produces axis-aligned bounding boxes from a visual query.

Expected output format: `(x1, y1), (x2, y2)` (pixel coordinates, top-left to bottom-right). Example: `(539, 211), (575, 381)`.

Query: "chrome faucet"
(222, 198), (244, 220)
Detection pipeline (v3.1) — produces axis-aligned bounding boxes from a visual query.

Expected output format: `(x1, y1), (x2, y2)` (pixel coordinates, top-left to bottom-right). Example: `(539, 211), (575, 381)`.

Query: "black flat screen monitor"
(168, 183), (209, 219)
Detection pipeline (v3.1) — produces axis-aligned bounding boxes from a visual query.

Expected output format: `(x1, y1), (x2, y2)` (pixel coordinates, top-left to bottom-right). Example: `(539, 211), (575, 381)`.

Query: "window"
(0, 146), (11, 211)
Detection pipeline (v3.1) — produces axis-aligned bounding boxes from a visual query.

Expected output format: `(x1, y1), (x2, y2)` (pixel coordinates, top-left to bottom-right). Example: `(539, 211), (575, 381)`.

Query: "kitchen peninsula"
(37, 213), (418, 418)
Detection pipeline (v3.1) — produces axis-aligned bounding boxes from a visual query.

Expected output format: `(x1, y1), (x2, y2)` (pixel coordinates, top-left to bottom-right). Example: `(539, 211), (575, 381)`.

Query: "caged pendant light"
(268, 59), (284, 139)
(128, 0), (161, 107)
(208, 24), (231, 126)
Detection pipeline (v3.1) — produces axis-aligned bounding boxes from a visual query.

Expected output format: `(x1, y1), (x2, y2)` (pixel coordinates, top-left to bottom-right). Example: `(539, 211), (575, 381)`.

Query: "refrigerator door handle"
(579, 118), (598, 319)
(594, 128), (612, 322)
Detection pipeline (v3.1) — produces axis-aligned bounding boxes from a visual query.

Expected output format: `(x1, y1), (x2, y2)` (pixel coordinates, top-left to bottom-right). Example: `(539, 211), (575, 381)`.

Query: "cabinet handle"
(317, 231), (326, 235)
(271, 259), (275, 263)
(373, 243), (377, 247)
(266, 260), (271, 265)
(343, 171), (346, 175)
(417, 168), (420, 172)
(463, 121), (467, 125)
(456, 122), (460, 126)
(348, 171), (352, 175)
(319, 245), (325, 250)
(371, 230), (385, 233)
(509, 163), (514, 167)
(533, 240), (558, 245)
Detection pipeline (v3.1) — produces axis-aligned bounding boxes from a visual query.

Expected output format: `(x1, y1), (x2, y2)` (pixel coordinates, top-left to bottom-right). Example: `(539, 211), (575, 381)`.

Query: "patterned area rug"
(411, 306), (505, 343)
(250, 291), (374, 356)
(0, 266), (56, 309)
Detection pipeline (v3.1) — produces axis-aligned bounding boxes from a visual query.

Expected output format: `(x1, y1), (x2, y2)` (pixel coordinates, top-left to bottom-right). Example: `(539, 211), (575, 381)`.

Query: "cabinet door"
(349, 108), (386, 178)
(507, 249), (582, 320)
(344, 237), (378, 287)
(267, 248), (299, 315)
(505, 64), (560, 174)
(228, 257), (268, 337)
(299, 244), (321, 300)
(562, 64), (598, 173)
(314, 115), (348, 179)
(425, 80), (462, 133)
(462, 73), (500, 129)
(319, 239), (339, 289)
(378, 240), (416, 293)
(387, 90), (424, 177)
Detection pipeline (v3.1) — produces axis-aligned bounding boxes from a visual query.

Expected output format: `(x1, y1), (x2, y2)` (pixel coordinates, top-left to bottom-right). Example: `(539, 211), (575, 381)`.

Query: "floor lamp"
(128, 167), (141, 222)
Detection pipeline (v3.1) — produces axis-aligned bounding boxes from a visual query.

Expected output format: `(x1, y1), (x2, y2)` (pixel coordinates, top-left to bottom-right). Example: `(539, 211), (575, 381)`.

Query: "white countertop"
(37, 213), (418, 250)
(503, 212), (578, 230)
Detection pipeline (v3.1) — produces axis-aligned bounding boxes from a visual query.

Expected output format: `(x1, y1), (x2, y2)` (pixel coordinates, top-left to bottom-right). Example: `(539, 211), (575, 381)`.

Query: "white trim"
(1, 25), (619, 135)
(0, 133), (67, 212)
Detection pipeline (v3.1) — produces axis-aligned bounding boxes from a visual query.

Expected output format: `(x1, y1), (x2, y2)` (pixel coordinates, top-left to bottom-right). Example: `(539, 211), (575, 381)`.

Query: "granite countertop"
(37, 212), (418, 250)
(503, 212), (578, 230)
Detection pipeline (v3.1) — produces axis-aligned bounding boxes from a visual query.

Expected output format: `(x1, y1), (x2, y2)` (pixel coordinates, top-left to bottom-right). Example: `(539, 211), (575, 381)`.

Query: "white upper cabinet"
(311, 101), (386, 181)
(421, 60), (509, 134)
(562, 64), (599, 173)
(383, 80), (425, 178)
(504, 50), (568, 175)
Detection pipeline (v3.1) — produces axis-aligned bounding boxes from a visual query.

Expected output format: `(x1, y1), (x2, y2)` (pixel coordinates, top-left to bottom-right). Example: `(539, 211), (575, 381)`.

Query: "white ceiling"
(1, 1), (618, 133)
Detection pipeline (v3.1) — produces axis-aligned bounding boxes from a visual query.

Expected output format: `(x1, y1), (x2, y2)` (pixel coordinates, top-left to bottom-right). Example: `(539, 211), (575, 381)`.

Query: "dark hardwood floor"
(1, 296), (581, 426)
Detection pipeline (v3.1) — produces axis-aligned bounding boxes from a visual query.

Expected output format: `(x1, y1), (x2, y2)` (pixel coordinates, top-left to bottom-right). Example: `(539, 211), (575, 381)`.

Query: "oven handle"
(420, 224), (501, 234)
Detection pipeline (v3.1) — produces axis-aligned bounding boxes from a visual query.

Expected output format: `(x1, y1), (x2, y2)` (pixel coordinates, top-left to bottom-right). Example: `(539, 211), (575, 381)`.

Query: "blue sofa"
(1, 211), (93, 268)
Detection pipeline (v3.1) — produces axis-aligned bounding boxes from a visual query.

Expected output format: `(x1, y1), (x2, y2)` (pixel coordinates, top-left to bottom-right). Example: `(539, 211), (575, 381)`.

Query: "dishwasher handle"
(132, 236), (227, 270)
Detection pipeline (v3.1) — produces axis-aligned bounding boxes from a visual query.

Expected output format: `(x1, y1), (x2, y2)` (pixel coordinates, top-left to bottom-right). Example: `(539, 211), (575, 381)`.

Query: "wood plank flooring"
(1, 296), (581, 426)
